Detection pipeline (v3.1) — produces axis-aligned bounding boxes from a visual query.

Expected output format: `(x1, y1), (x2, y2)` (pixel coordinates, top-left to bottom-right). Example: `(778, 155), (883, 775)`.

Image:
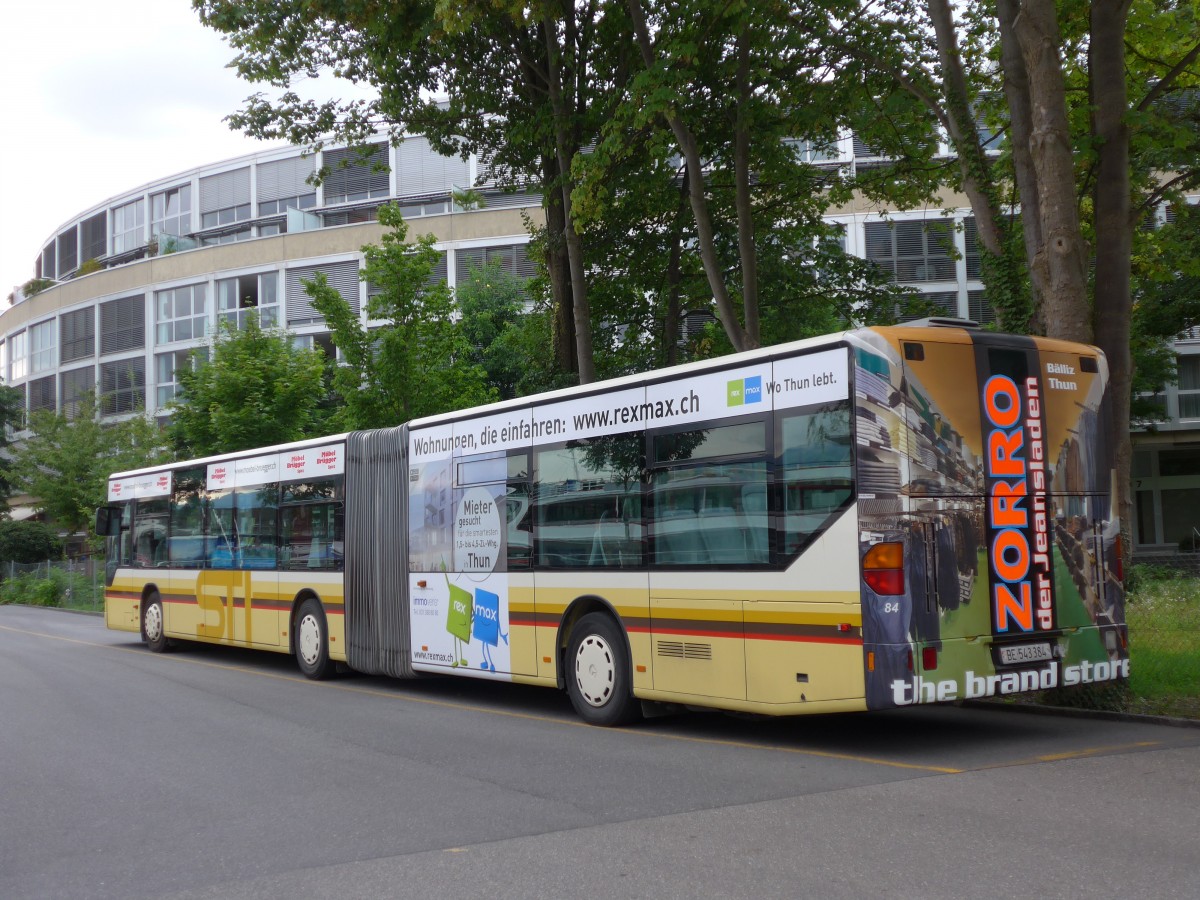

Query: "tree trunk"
(1010, 0), (1091, 342)
(627, 0), (753, 353)
(662, 172), (690, 368)
(542, 157), (578, 378)
(733, 24), (760, 348)
(543, 13), (596, 383)
(926, 0), (1026, 330)
(996, 0), (1047, 331)
(1090, 0), (1134, 539)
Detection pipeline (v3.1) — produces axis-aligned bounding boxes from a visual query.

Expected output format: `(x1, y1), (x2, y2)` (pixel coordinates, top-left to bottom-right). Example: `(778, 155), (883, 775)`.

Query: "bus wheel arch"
(140, 585), (171, 653)
(560, 598), (641, 727)
(291, 592), (333, 680)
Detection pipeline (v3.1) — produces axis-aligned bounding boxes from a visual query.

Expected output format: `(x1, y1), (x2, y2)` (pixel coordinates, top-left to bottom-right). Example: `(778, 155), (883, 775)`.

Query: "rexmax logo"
(727, 375), (762, 407)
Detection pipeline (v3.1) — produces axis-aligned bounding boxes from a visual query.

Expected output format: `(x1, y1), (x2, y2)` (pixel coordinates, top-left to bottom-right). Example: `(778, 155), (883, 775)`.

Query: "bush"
(0, 520), (63, 564)
(0, 570), (63, 607)
(0, 567), (98, 609)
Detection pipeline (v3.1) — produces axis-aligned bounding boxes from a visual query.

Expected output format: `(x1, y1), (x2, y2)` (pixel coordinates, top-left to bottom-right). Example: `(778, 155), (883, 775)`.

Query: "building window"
(395, 136), (470, 197)
(30, 320), (56, 374)
(60, 308), (96, 363)
(28, 375), (56, 414)
(42, 241), (57, 281)
(785, 137), (841, 164)
(200, 206), (251, 229)
(322, 142), (390, 204)
(151, 185), (191, 238)
(257, 155), (317, 214)
(100, 295), (146, 355)
(80, 212), (107, 264)
(199, 228), (252, 246)
(100, 358), (146, 415)
(60, 366), (94, 420)
(199, 167), (251, 229)
(286, 261), (359, 326)
(258, 194), (316, 216)
(156, 349), (205, 408)
(156, 284), (209, 344)
(291, 332), (337, 360)
(968, 289), (995, 327)
(217, 273), (279, 330)
(57, 227), (78, 276)
(9, 331), (28, 381)
(112, 198), (145, 254)
(962, 217), (983, 280)
(1178, 357), (1200, 420)
(454, 244), (534, 284)
(864, 219), (957, 283)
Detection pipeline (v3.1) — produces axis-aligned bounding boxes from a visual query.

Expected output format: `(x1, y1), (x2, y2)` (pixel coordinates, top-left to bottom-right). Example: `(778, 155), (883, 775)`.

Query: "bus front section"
(853, 325), (1128, 710)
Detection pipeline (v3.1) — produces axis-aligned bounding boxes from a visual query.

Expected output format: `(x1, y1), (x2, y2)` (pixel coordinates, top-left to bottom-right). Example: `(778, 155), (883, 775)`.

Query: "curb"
(962, 698), (1200, 729)
(3, 603), (103, 618)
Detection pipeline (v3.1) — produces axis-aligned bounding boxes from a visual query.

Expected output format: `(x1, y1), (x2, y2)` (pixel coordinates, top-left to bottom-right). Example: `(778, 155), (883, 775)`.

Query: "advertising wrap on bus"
(853, 329), (1127, 710)
(405, 348), (850, 678)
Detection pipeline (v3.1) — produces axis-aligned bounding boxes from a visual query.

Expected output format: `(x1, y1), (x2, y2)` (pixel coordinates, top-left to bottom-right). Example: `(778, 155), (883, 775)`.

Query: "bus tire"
(294, 598), (333, 680)
(142, 591), (170, 653)
(566, 613), (641, 727)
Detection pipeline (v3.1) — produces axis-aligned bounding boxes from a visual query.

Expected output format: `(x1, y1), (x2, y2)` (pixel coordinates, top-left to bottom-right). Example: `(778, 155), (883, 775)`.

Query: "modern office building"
(2, 133), (1197, 553)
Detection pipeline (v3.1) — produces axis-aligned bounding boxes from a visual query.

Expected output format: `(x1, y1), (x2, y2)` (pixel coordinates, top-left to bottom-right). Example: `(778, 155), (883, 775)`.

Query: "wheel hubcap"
(298, 613), (321, 666)
(574, 634), (615, 707)
(144, 603), (162, 642)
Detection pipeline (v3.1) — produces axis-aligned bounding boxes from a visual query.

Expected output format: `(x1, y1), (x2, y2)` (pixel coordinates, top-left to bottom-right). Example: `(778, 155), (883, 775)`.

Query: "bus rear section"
(853, 325), (1128, 710)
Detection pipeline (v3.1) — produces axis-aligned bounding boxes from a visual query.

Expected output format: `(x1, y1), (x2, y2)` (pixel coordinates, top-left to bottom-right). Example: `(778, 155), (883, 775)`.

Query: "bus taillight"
(862, 541), (904, 595)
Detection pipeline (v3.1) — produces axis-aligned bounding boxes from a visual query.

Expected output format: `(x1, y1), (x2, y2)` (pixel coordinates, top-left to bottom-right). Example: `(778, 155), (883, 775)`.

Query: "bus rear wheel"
(142, 592), (171, 653)
(294, 598), (333, 680)
(566, 613), (641, 727)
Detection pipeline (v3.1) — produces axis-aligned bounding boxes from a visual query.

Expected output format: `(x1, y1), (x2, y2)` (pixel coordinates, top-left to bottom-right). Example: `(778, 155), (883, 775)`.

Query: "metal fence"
(0, 557), (104, 611)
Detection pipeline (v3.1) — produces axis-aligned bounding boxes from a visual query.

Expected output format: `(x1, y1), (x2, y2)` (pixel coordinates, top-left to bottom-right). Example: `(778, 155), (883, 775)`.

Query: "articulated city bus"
(98, 320), (1128, 725)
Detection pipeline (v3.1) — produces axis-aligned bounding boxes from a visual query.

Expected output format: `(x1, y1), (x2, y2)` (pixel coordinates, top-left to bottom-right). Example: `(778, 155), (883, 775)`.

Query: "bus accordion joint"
(862, 541), (904, 595)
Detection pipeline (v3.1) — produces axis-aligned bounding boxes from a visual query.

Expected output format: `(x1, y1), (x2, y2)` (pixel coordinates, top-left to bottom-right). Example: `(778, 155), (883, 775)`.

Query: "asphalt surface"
(2, 605), (1198, 899)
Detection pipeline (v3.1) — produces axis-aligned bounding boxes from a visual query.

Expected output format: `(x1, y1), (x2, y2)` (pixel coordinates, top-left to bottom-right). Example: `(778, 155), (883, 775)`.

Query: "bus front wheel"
(294, 598), (333, 680)
(566, 613), (641, 727)
(142, 592), (171, 653)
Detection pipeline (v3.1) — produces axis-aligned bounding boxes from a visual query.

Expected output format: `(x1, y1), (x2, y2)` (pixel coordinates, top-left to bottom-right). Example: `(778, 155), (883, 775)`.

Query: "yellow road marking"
(975, 741), (1162, 769)
(0, 622), (1164, 774)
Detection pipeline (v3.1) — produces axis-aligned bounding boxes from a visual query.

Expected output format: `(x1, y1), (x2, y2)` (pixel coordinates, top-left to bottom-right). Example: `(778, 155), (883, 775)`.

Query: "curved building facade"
(2, 137), (542, 421)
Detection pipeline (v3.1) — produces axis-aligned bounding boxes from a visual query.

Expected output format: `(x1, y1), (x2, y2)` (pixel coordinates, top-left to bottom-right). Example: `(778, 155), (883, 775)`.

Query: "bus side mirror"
(95, 505), (123, 536)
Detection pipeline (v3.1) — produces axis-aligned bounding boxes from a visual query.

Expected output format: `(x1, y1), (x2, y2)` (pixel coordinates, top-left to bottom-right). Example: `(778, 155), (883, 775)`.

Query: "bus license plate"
(998, 642), (1052, 665)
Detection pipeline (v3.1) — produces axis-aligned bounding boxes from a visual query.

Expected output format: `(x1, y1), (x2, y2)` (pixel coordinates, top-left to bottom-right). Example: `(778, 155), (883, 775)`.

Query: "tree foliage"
(168, 318), (328, 457)
(12, 395), (170, 537)
(0, 520), (63, 564)
(456, 258), (569, 401)
(0, 384), (25, 515)
(305, 204), (495, 430)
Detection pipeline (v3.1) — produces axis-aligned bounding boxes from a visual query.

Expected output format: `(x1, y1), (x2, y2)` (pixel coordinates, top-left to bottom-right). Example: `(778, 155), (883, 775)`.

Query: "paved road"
(2, 605), (1198, 899)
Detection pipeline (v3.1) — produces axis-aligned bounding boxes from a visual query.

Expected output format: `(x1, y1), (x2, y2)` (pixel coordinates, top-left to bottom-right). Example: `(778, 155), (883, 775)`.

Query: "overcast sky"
(0, 0), (365, 295)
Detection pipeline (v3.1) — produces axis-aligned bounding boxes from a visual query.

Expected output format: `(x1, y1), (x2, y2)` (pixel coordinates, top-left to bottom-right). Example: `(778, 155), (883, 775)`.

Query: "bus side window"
(132, 497), (169, 568)
(778, 402), (853, 557)
(207, 489), (237, 568)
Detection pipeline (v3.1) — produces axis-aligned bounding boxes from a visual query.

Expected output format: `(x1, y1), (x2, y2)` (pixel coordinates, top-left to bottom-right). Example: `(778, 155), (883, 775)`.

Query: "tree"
(12, 395), (170, 537)
(0, 384), (24, 515)
(168, 318), (328, 457)
(456, 258), (569, 401)
(194, 0), (641, 383)
(305, 203), (495, 430)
